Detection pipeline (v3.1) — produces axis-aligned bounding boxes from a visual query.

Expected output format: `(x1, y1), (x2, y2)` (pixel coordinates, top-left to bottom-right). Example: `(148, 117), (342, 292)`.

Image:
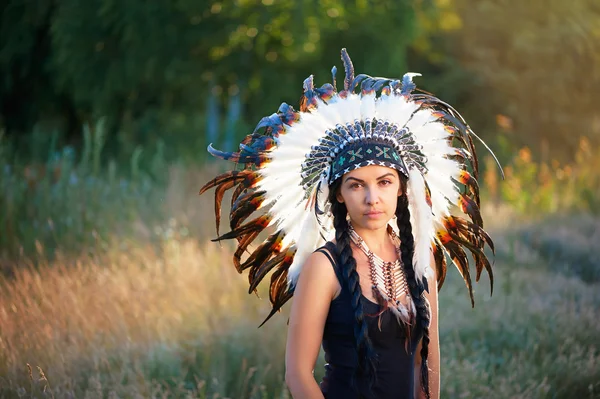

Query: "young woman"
(201, 49), (499, 399)
(285, 164), (440, 398)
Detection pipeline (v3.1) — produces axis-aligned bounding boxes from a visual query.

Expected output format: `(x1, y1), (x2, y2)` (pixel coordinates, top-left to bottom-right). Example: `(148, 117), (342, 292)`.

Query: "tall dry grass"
(1, 225), (599, 398)
(0, 239), (290, 398)
(1, 148), (599, 398)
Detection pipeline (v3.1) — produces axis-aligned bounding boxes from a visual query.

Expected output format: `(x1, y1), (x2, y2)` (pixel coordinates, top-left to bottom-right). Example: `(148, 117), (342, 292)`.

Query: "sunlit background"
(1, 1), (599, 398)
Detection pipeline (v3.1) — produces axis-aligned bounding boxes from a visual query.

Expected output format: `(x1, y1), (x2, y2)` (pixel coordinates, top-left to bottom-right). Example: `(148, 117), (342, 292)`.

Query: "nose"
(365, 187), (379, 205)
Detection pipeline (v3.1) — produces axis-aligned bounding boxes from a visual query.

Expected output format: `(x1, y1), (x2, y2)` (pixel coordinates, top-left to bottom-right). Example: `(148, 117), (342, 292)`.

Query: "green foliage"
(0, 121), (169, 262)
(2, 0), (427, 162)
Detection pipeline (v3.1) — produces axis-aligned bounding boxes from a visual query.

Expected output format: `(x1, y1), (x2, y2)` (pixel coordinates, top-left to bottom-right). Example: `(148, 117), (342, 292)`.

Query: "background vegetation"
(1, 0), (599, 398)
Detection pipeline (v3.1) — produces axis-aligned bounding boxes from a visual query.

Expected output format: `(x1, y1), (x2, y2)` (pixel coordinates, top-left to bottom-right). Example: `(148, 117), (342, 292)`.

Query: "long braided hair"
(396, 192), (432, 399)
(327, 173), (432, 398)
(328, 180), (378, 393)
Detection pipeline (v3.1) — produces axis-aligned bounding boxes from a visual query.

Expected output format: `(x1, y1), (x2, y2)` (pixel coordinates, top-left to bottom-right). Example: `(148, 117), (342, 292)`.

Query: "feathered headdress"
(200, 49), (502, 325)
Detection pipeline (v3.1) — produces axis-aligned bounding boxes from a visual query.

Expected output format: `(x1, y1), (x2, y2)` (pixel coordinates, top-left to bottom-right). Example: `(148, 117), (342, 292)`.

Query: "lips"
(364, 210), (384, 216)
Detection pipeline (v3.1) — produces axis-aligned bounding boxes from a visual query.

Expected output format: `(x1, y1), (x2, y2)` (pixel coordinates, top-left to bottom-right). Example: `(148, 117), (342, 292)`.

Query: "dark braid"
(396, 193), (432, 399)
(328, 183), (378, 393)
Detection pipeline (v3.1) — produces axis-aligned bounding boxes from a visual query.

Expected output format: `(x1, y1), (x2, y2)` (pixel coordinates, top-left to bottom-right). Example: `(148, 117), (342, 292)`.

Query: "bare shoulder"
(295, 248), (340, 302)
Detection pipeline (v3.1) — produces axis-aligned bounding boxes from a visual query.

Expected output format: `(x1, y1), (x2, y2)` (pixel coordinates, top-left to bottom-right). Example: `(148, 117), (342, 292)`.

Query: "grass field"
(1, 215), (599, 398)
(1, 160), (599, 398)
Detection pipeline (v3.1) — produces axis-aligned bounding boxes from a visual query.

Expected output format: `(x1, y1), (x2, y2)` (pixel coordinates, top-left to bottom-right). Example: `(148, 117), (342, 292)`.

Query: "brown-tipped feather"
(213, 179), (237, 236)
(459, 194), (483, 227)
(449, 216), (495, 254)
(437, 231), (475, 307)
(278, 102), (301, 126)
(448, 131), (468, 149)
(199, 170), (253, 195)
(432, 241), (447, 290)
(200, 170), (257, 235)
(230, 191), (266, 230)
(453, 231), (493, 295)
(455, 170), (480, 207)
(248, 252), (286, 294)
(474, 253), (494, 295)
(249, 244), (296, 294)
(239, 229), (285, 271)
(424, 180), (433, 208)
(259, 263), (294, 327)
(269, 255), (293, 304)
(443, 216), (495, 296)
(231, 183), (246, 209)
(213, 214), (272, 241)
(466, 131), (480, 179)
(233, 231), (260, 272)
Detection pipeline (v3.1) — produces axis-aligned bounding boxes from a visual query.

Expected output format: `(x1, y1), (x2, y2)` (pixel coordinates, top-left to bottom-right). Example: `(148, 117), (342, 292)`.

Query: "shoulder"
(295, 244), (341, 301)
(301, 246), (337, 281)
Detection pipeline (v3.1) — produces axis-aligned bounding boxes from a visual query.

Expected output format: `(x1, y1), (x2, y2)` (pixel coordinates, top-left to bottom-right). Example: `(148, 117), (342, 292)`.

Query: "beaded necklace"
(349, 222), (415, 326)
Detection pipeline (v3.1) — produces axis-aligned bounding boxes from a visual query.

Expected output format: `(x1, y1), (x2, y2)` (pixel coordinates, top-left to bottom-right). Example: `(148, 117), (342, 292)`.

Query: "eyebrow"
(343, 173), (396, 183)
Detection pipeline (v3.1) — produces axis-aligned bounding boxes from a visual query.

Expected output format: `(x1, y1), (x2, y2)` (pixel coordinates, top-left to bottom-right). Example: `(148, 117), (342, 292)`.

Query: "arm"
(285, 251), (339, 399)
(415, 254), (440, 399)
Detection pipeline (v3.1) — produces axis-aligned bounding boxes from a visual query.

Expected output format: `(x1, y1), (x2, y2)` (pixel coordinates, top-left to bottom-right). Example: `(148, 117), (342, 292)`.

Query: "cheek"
(385, 187), (401, 207)
(340, 190), (361, 210)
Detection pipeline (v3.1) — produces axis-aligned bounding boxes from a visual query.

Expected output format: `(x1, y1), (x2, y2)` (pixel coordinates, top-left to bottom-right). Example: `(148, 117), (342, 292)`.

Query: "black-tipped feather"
(432, 242), (448, 290)
(440, 236), (475, 308)
(459, 194), (484, 227)
(212, 214), (272, 242)
(233, 231), (261, 272)
(259, 264), (294, 327)
(200, 170), (255, 235)
(239, 230), (284, 272)
(248, 251), (286, 294)
(230, 191), (266, 230)
(231, 184), (246, 209)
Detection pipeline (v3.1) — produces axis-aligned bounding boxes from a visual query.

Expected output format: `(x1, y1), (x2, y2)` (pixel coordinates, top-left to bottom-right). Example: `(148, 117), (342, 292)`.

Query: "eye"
(349, 182), (363, 189)
(379, 179), (392, 186)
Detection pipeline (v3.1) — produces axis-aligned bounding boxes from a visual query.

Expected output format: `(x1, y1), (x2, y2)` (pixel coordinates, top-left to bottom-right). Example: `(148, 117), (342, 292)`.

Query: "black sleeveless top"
(316, 242), (423, 399)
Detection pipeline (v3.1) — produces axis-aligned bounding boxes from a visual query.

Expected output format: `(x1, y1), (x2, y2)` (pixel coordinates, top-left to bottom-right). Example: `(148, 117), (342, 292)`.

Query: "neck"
(350, 222), (393, 255)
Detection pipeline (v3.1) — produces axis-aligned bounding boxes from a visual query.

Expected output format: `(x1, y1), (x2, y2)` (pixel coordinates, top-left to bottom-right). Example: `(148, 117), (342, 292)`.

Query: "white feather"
(312, 96), (346, 126)
(420, 139), (454, 157)
(286, 210), (324, 287)
(360, 93), (377, 121)
(406, 169), (434, 285)
(405, 109), (438, 132)
(425, 172), (459, 218)
(426, 156), (461, 178)
(411, 122), (449, 142)
(262, 156), (312, 170)
(375, 94), (418, 126)
(278, 119), (329, 151)
(276, 198), (312, 232)
(258, 169), (303, 193)
(336, 94), (363, 123)
(268, 191), (307, 226)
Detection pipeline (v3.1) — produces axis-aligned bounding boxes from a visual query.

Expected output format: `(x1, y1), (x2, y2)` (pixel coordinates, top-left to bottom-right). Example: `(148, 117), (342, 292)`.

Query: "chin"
(351, 217), (391, 231)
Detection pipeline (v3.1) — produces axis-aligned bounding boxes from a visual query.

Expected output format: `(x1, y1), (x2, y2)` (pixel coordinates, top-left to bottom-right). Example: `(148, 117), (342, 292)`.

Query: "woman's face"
(335, 165), (403, 231)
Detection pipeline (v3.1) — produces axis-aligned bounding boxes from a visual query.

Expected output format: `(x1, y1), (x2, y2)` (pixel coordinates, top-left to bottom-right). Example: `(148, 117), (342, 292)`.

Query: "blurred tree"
(0, 0), (79, 144)
(449, 0), (600, 161)
(2, 0), (426, 160)
(48, 0), (421, 149)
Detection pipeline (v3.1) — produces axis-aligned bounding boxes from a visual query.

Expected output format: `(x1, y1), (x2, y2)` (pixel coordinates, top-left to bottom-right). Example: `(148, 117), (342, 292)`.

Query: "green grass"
(0, 122), (222, 269)
(0, 217), (599, 398)
(1, 131), (599, 398)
